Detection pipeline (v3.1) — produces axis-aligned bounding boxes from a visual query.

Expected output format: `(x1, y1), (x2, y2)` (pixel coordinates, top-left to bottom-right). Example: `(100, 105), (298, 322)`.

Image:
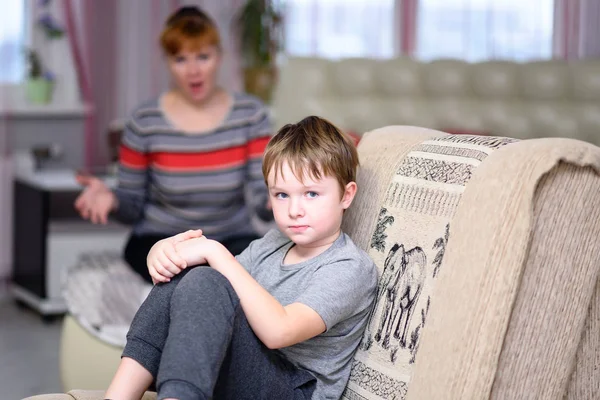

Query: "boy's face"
(267, 161), (357, 249)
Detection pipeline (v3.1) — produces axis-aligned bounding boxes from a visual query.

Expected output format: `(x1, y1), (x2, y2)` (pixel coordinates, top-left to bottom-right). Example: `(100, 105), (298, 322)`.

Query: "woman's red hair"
(160, 7), (221, 55)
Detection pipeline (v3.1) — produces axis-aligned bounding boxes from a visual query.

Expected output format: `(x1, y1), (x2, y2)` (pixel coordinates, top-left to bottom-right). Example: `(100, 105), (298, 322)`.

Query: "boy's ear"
(341, 182), (357, 209)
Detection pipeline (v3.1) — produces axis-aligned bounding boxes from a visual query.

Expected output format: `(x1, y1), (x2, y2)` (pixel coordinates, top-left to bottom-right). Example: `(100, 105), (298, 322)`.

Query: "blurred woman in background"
(74, 6), (272, 283)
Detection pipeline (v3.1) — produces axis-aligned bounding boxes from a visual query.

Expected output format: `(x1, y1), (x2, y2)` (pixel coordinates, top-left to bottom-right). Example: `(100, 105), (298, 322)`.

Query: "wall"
(7, 111), (87, 170)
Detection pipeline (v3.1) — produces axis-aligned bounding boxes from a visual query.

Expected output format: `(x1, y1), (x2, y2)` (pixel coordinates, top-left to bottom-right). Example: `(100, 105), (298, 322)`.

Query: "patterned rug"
(343, 135), (517, 400)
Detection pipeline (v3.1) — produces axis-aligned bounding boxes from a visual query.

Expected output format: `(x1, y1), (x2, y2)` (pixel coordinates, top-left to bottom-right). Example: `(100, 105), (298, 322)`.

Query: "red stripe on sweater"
(151, 146), (247, 170)
(121, 140), (268, 172)
(120, 145), (150, 169)
(248, 136), (270, 159)
(152, 159), (247, 173)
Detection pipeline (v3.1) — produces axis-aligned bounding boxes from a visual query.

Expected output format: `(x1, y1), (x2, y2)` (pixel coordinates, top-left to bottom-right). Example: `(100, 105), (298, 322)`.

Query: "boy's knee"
(171, 267), (239, 311)
(184, 266), (226, 283)
(176, 267), (234, 296)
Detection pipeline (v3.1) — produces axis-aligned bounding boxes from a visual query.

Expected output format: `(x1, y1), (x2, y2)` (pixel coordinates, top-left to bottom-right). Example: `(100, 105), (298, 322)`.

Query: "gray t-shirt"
(236, 228), (378, 399)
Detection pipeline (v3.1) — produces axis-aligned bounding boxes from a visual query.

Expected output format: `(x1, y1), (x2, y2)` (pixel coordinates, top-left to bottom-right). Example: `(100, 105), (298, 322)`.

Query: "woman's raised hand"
(74, 173), (118, 225)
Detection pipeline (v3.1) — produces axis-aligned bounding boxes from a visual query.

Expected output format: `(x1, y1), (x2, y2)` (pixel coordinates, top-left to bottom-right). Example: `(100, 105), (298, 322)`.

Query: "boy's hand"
(147, 229), (203, 284)
(174, 236), (214, 267)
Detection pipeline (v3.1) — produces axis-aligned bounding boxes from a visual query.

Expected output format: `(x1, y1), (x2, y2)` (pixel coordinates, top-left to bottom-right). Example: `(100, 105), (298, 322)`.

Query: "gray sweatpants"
(122, 266), (316, 400)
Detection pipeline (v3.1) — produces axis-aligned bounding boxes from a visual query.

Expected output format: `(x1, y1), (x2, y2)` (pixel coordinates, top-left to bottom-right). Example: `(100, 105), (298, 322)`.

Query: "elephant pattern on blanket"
(343, 135), (517, 400)
(363, 240), (427, 354)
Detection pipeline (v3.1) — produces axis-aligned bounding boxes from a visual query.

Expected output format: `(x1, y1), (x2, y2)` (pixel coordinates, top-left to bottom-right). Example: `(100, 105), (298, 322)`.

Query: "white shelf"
(48, 219), (130, 234)
(16, 169), (118, 191)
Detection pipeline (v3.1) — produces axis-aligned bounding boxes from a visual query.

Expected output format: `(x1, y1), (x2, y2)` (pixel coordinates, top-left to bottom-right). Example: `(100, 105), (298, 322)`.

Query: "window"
(416, 0), (554, 61)
(283, 0), (396, 59)
(0, 0), (27, 83)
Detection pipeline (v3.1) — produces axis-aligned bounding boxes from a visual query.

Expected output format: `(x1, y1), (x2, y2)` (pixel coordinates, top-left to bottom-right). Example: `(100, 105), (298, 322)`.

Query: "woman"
(75, 6), (272, 283)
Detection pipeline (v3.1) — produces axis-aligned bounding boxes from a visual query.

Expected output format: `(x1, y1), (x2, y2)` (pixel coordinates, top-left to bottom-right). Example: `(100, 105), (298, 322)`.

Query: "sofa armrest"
(408, 139), (600, 399)
(23, 395), (74, 400)
(25, 390), (157, 400)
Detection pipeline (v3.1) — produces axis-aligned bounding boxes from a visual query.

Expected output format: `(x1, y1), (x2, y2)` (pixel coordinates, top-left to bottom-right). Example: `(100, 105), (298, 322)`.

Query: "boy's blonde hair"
(263, 116), (359, 194)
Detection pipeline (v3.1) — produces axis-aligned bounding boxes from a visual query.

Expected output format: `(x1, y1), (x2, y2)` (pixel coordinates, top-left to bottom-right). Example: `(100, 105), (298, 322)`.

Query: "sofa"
(27, 125), (600, 399)
(272, 57), (600, 145)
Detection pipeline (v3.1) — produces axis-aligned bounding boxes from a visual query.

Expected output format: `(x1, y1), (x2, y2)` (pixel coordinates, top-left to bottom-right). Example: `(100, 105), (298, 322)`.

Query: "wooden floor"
(0, 292), (63, 399)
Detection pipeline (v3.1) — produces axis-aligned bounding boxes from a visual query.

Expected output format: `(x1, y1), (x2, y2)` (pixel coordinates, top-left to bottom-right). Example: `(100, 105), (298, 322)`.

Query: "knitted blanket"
(343, 135), (517, 400)
(63, 252), (152, 347)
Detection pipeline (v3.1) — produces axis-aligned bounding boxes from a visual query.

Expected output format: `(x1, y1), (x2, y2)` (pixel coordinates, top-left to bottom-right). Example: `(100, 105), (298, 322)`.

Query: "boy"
(105, 116), (378, 400)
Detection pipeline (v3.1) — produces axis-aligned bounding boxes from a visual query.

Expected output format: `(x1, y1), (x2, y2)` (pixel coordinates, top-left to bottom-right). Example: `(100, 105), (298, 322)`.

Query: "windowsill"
(1, 102), (94, 118)
(1, 81), (93, 117)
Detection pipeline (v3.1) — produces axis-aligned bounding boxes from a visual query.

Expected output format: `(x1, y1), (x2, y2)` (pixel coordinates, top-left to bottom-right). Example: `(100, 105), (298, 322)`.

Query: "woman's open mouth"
(189, 82), (204, 94)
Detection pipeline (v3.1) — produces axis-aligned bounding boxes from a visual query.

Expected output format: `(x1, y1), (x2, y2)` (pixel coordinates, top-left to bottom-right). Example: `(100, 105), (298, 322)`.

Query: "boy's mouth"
(289, 225), (309, 232)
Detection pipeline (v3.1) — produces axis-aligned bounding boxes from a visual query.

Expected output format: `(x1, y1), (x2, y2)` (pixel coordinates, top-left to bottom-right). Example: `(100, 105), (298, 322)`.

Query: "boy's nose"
(288, 199), (305, 218)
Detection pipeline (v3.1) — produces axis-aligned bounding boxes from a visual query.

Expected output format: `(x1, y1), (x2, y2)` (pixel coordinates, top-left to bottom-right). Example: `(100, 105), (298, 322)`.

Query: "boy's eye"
(306, 191), (318, 198)
(174, 56), (186, 63)
(275, 193), (288, 199)
(197, 53), (210, 61)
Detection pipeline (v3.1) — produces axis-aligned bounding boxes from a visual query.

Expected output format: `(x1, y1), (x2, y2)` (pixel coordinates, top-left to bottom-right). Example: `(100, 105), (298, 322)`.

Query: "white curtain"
(280, 0), (561, 62)
(282, 0), (397, 59)
(416, 0), (554, 62)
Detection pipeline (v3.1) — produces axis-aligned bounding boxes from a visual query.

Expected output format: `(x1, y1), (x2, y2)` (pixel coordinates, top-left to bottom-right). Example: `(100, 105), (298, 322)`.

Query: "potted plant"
(233, 0), (283, 103)
(24, 49), (55, 104)
(23, 0), (64, 104)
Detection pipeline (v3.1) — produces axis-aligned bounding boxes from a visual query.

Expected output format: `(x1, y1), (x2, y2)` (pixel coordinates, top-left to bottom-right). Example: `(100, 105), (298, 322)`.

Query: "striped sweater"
(114, 92), (272, 240)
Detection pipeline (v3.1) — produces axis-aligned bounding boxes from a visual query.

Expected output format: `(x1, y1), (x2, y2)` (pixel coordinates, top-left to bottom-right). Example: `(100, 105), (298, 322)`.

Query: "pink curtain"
(554, 0), (581, 59)
(0, 90), (12, 282)
(579, 0), (600, 57)
(63, 0), (120, 170)
(64, 0), (94, 170)
(398, 0), (418, 56)
(554, 0), (600, 59)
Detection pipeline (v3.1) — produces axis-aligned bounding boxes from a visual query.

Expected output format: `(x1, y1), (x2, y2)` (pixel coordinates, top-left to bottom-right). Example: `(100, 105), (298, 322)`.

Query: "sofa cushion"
(342, 131), (518, 399)
(272, 57), (600, 145)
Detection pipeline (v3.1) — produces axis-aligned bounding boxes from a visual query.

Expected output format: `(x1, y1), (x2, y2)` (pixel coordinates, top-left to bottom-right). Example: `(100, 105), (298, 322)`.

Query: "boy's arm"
(178, 238), (326, 349)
